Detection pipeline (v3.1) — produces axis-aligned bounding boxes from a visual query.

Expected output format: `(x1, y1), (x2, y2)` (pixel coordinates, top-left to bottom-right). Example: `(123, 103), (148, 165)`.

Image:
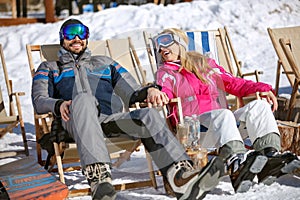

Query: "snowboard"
(0, 156), (68, 200)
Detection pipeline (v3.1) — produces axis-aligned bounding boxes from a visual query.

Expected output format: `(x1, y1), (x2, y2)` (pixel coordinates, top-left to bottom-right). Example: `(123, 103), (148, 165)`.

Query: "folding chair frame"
(0, 43), (28, 158)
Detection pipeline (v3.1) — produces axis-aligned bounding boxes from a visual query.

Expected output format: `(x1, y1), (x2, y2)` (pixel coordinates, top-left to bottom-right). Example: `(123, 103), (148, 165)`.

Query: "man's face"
(61, 23), (89, 54)
(62, 36), (87, 54)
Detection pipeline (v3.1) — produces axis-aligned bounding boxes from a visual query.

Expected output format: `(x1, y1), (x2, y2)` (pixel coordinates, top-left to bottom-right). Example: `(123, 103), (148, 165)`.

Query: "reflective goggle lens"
(154, 34), (175, 51)
(62, 24), (89, 40)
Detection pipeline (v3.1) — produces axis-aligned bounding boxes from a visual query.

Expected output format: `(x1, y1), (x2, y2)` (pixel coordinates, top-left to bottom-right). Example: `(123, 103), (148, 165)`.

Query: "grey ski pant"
(62, 93), (189, 171)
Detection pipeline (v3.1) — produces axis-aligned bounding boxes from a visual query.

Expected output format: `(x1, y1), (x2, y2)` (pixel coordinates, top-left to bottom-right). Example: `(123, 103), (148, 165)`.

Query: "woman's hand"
(262, 91), (278, 112)
(60, 100), (72, 122)
(146, 88), (169, 107)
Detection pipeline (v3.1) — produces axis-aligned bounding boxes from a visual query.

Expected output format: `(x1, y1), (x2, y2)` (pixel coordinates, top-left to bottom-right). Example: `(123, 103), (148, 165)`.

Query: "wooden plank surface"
(0, 18), (40, 26)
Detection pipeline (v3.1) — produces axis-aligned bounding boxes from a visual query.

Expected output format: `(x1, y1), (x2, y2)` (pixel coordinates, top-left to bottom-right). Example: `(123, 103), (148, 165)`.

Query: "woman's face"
(159, 43), (180, 62)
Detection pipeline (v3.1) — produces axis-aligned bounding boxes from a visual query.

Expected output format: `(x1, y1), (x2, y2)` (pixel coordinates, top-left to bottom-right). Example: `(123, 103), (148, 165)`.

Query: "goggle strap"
(173, 34), (188, 50)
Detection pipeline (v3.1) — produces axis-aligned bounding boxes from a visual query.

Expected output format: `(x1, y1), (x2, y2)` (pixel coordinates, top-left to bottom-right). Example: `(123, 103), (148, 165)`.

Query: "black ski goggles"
(60, 24), (89, 41)
(153, 33), (187, 52)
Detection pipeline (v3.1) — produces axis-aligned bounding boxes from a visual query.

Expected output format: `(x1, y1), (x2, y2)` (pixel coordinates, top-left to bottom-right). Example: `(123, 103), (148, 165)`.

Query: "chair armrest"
(242, 70), (263, 77)
(243, 91), (270, 98)
(238, 91), (271, 108)
(35, 112), (53, 119)
(11, 92), (25, 96)
(241, 69), (263, 82)
(130, 102), (148, 109)
(8, 91), (25, 118)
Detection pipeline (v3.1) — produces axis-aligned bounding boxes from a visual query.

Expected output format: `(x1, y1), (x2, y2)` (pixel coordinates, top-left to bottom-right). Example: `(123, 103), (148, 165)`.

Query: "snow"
(1, 0), (300, 199)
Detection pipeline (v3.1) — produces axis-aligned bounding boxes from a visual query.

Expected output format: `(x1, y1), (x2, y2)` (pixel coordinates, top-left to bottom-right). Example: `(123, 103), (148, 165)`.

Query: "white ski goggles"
(153, 33), (187, 52)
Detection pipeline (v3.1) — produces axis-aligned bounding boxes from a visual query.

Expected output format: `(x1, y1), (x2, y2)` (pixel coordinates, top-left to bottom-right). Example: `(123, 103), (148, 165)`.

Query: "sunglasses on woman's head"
(153, 33), (187, 52)
(61, 24), (89, 40)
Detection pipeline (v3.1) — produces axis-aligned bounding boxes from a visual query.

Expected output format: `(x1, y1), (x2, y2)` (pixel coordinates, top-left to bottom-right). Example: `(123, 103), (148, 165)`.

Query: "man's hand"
(60, 100), (72, 122)
(146, 88), (169, 107)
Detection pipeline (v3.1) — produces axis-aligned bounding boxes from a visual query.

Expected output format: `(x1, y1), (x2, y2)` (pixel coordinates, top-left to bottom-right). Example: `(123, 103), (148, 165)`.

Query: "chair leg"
(20, 120), (29, 156)
(287, 79), (300, 121)
(275, 61), (282, 97)
(35, 119), (43, 164)
(162, 175), (176, 196)
(145, 150), (157, 189)
(112, 150), (132, 168)
(54, 142), (65, 184)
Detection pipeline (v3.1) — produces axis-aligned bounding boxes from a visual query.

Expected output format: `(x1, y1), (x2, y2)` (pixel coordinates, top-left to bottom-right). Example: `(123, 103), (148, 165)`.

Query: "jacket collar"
(164, 61), (181, 70)
(163, 61), (194, 76)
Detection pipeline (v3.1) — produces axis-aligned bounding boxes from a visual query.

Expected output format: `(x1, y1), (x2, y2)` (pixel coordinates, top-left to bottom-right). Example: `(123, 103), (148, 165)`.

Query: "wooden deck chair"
(279, 37), (300, 121)
(26, 42), (157, 197)
(0, 44), (29, 158)
(267, 26), (300, 97)
(144, 28), (268, 151)
(106, 37), (148, 86)
(144, 27), (263, 110)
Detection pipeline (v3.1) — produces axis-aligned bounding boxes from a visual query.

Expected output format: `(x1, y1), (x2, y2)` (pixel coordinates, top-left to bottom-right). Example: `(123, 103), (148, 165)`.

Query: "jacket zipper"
(75, 61), (87, 93)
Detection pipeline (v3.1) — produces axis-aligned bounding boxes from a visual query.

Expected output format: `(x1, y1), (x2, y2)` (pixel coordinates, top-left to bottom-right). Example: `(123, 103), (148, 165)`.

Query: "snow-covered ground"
(1, 0), (300, 199)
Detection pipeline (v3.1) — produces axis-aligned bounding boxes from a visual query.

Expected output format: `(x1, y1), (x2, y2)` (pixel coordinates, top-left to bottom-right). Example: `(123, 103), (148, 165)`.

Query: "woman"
(155, 28), (300, 193)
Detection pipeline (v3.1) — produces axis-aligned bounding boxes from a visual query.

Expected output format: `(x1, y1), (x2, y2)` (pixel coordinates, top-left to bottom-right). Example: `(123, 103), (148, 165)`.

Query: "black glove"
(37, 131), (56, 157)
(50, 117), (73, 143)
(37, 117), (73, 156)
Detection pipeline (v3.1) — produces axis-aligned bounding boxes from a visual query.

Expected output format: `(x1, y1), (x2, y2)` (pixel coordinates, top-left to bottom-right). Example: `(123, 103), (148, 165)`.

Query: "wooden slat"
(68, 180), (156, 197)
(0, 18), (40, 26)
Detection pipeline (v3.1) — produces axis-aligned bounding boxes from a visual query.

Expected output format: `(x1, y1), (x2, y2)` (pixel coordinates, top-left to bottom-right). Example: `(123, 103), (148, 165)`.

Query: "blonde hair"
(160, 28), (212, 83)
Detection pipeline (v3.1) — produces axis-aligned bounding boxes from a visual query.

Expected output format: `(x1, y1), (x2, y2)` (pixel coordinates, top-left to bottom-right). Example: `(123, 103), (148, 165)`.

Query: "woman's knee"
(249, 99), (272, 114)
(217, 109), (235, 120)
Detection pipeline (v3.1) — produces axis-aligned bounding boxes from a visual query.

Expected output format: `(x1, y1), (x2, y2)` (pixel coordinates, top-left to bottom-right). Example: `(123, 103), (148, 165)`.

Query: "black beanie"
(59, 18), (87, 45)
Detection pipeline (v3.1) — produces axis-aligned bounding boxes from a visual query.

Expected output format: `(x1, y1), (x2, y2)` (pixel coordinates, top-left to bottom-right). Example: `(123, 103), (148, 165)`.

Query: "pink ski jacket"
(156, 59), (273, 125)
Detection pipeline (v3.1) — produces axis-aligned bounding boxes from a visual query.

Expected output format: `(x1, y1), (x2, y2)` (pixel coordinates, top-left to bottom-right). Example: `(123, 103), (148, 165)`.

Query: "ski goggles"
(60, 24), (89, 41)
(153, 33), (187, 52)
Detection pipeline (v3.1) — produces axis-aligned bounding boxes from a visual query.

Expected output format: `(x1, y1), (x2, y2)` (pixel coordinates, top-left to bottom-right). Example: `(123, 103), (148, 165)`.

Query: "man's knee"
(131, 108), (167, 131)
(131, 107), (161, 119)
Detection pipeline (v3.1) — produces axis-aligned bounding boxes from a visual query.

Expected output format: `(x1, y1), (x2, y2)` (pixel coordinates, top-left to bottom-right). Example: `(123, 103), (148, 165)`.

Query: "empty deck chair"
(268, 26), (300, 96)
(279, 37), (300, 121)
(26, 41), (157, 197)
(0, 44), (29, 158)
(268, 26), (300, 121)
(106, 37), (147, 86)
